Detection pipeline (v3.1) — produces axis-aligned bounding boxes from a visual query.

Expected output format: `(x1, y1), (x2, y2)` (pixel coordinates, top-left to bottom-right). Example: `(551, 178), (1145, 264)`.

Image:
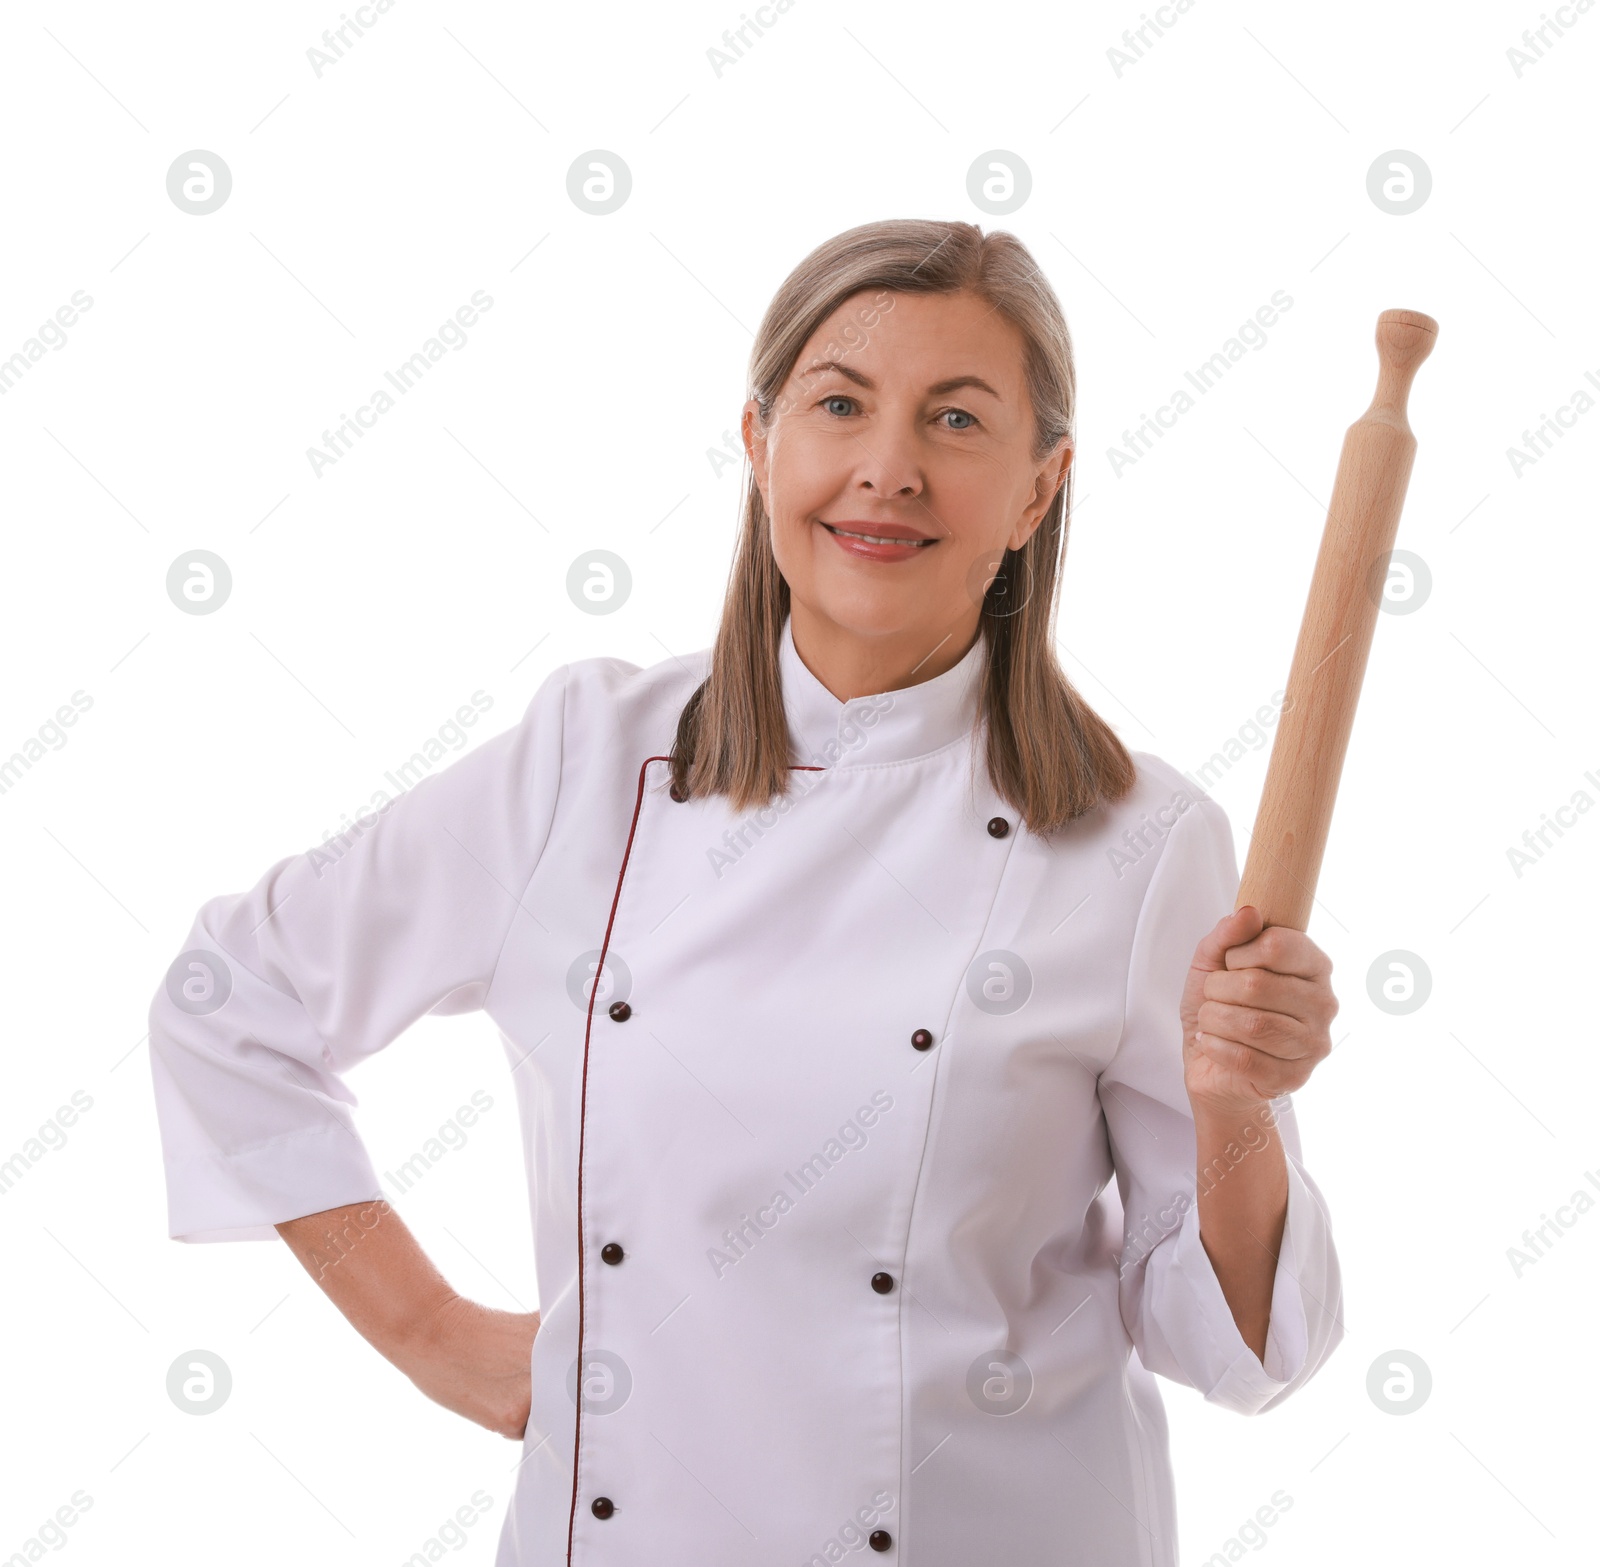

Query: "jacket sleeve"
(146, 665), (568, 1243)
(1096, 792), (1344, 1415)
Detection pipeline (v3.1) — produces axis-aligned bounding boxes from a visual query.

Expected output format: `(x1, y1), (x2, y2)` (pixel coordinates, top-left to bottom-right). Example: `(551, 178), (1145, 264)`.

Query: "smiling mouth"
(821, 524), (937, 547)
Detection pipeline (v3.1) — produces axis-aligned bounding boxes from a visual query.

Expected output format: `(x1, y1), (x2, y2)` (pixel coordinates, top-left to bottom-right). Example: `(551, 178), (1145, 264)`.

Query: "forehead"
(792, 289), (1028, 386)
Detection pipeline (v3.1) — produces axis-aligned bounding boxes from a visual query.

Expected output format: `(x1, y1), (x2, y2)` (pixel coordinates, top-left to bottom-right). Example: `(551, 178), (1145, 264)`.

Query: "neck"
(788, 602), (982, 701)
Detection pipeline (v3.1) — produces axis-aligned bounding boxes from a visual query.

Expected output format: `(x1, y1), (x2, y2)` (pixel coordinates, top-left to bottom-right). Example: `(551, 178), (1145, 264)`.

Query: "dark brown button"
(601, 1242), (624, 1265)
(591, 1496), (614, 1519)
(608, 1000), (631, 1022)
(871, 1271), (895, 1294)
(869, 1530), (892, 1551)
(987, 816), (1010, 838)
(669, 781), (687, 802)
(910, 1028), (933, 1051)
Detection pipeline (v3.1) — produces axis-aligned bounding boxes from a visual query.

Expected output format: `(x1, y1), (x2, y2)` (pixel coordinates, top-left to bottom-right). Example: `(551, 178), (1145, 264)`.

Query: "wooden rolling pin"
(1237, 308), (1438, 931)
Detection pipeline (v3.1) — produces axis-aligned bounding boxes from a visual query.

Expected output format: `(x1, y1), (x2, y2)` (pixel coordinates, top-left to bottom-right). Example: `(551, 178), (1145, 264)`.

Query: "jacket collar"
(778, 611), (987, 769)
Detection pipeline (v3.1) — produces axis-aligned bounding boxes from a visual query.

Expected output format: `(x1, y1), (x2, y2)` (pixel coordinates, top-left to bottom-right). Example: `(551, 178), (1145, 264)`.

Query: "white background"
(1, 0), (1593, 1562)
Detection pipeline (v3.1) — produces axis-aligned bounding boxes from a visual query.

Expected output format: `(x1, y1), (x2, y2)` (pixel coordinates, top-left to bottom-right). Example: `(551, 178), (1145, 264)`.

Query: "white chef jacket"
(147, 611), (1343, 1567)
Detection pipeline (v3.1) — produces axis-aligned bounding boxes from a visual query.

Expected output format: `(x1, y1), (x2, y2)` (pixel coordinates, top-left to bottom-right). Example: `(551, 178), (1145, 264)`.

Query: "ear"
(1009, 440), (1073, 551)
(743, 399), (775, 512)
(742, 399), (767, 470)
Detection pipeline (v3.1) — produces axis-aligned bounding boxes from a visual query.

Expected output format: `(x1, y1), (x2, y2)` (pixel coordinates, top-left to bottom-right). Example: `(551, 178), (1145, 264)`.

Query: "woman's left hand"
(1179, 905), (1337, 1117)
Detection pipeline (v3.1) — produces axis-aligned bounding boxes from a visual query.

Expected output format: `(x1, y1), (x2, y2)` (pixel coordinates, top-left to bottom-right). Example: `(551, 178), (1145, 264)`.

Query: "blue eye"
(817, 396), (977, 430)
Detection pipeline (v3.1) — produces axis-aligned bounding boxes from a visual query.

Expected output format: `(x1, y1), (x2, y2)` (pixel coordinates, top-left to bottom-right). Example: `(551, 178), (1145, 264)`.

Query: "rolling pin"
(1236, 308), (1438, 931)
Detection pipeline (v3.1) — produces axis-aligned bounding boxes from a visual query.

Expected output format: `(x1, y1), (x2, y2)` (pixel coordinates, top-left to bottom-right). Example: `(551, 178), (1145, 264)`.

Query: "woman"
(148, 218), (1342, 1566)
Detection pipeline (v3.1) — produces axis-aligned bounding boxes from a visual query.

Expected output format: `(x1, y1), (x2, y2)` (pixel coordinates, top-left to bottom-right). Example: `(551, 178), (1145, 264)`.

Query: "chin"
(794, 581), (937, 641)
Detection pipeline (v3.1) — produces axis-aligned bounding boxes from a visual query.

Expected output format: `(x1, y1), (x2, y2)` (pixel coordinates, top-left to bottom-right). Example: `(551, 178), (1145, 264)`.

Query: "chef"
(147, 217), (1343, 1566)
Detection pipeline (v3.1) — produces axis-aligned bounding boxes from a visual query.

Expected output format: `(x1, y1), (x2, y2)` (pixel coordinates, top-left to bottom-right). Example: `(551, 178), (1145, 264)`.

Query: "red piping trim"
(564, 758), (825, 1562)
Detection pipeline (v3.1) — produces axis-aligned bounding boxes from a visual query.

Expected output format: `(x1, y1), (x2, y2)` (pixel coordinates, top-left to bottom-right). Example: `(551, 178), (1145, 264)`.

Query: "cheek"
(765, 430), (836, 508)
(763, 444), (847, 580)
(933, 473), (1013, 555)
(762, 445), (825, 583)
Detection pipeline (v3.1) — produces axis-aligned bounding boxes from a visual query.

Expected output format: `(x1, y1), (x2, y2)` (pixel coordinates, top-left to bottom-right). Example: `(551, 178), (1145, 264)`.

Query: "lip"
(818, 520), (939, 563)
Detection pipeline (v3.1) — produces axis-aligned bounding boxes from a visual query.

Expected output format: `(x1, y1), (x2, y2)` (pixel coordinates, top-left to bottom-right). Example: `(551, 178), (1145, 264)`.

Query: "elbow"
(1210, 1300), (1346, 1418)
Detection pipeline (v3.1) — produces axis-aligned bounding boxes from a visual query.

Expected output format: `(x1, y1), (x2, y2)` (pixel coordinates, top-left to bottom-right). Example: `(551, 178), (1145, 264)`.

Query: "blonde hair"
(668, 217), (1136, 837)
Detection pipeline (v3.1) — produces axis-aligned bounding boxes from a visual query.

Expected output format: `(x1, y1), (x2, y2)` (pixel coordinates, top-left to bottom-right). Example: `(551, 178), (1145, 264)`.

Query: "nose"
(849, 425), (924, 501)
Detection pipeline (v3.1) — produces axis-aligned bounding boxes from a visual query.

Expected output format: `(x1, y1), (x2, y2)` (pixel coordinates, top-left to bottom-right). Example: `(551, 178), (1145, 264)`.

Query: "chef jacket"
(147, 610), (1343, 1567)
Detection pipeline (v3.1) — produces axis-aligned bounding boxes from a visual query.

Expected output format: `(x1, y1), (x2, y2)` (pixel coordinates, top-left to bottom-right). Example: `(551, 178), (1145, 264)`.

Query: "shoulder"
(521, 642), (713, 753)
(1120, 750), (1229, 833)
(1057, 749), (1235, 895)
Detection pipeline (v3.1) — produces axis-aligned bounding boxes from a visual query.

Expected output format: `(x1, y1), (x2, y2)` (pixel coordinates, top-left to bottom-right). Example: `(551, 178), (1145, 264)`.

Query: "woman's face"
(747, 287), (1072, 656)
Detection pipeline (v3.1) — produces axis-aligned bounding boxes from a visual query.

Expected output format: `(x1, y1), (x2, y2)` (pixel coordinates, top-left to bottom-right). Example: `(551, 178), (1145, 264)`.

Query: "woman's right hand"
(394, 1294), (542, 1440)
(275, 1201), (540, 1441)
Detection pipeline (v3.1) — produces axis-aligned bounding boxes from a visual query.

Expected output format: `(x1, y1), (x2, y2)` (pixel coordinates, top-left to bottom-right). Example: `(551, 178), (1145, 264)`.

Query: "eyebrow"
(796, 358), (1004, 401)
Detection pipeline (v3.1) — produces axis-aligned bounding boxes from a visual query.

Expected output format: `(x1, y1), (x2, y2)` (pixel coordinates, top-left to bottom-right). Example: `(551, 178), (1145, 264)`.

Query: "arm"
(275, 1199), (539, 1440)
(1193, 1101), (1288, 1363)
(1182, 903), (1339, 1366)
(1098, 794), (1345, 1415)
(146, 669), (569, 1434)
(146, 664), (566, 1242)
